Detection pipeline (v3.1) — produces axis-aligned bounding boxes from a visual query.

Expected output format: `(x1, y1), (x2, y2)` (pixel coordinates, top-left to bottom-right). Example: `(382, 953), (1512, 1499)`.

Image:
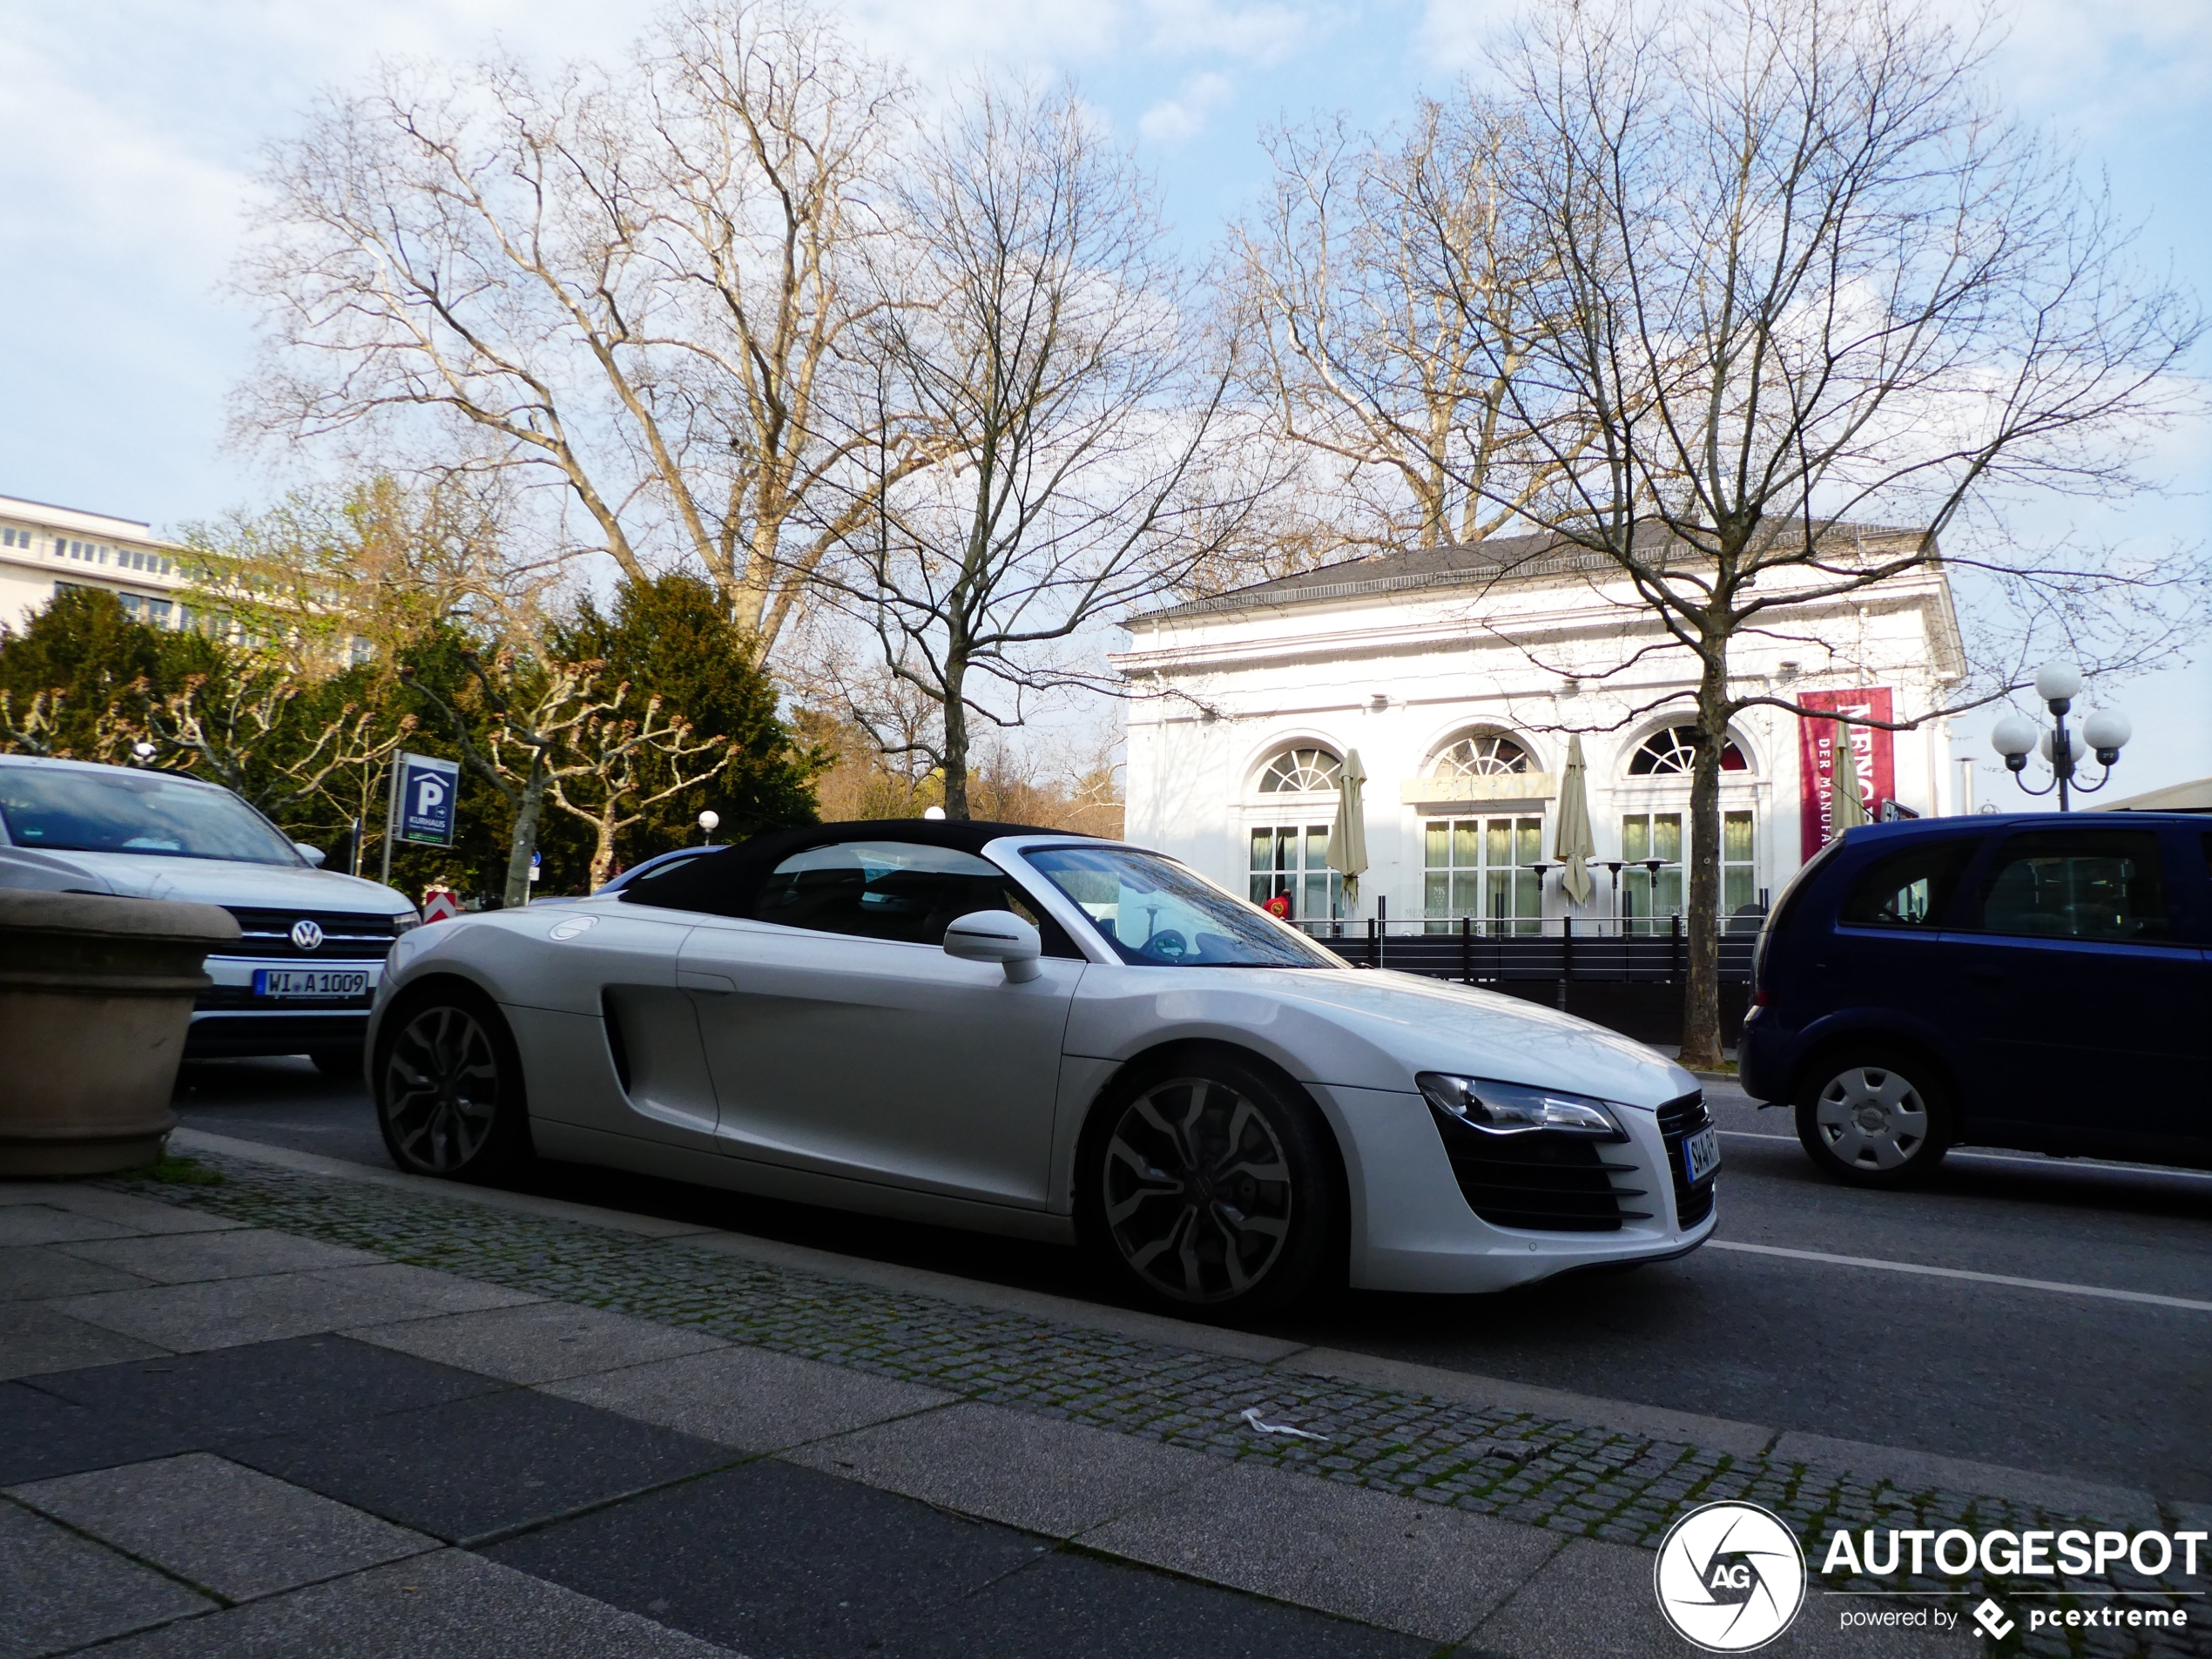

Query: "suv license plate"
(253, 969), (368, 1000)
(1682, 1125), (1722, 1184)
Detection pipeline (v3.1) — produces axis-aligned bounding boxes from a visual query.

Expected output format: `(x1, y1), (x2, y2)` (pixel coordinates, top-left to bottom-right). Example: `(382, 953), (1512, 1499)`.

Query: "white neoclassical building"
(1115, 528), (1967, 934)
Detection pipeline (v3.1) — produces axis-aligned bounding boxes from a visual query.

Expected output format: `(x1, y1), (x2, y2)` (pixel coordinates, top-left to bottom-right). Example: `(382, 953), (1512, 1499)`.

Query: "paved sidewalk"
(0, 1146), (2200, 1657)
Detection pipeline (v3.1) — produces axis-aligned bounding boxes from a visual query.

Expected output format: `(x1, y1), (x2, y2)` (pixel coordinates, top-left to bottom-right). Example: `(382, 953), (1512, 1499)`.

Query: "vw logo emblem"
(290, 919), (325, 951)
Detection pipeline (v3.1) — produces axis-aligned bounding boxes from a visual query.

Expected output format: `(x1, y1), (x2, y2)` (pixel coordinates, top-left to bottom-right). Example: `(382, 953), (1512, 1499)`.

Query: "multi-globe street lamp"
(1988, 663), (2131, 812)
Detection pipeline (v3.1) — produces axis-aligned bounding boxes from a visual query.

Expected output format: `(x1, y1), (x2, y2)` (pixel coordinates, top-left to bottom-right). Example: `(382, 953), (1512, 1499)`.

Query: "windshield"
(1023, 845), (1340, 968)
(0, 766), (303, 866)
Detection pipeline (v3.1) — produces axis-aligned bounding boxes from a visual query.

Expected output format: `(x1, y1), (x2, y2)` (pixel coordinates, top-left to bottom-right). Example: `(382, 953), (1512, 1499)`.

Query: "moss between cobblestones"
(115, 1153), (224, 1185)
(104, 1155), (2202, 1659)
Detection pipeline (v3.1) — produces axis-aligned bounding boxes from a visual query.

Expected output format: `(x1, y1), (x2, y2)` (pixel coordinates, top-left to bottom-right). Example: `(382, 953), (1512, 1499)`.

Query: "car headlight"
(392, 911), (423, 935)
(1417, 1073), (1626, 1137)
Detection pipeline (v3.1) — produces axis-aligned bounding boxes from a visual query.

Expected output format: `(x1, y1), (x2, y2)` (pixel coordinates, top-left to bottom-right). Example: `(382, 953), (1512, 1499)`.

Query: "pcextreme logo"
(1653, 1501), (1807, 1651)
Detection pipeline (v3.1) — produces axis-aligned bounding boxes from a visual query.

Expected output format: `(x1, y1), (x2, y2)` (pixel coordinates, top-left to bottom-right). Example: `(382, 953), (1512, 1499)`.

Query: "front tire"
(374, 988), (530, 1181)
(1795, 1049), (1952, 1189)
(1076, 1054), (1338, 1318)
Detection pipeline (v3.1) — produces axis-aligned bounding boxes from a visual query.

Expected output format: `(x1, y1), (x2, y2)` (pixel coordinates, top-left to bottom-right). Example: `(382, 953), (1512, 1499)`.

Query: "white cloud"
(840, 0), (1128, 78)
(1139, 71), (1237, 145)
(1973, 0), (2212, 125)
(1136, 0), (1315, 65)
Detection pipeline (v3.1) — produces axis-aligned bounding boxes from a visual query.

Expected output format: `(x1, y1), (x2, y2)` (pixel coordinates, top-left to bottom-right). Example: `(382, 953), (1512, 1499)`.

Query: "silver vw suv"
(0, 756), (421, 1072)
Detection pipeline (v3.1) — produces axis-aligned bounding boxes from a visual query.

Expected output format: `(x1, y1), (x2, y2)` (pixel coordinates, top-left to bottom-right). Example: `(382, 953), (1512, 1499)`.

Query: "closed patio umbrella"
(1328, 749), (1369, 907)
(1553, 734), (1595, 905)
(1830, 725), (1871, 836)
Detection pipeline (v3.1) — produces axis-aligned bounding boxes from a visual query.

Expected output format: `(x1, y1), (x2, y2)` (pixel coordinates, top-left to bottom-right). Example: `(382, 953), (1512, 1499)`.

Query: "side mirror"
(294, 843), (328, 867)
(943, 909), (1043, 983)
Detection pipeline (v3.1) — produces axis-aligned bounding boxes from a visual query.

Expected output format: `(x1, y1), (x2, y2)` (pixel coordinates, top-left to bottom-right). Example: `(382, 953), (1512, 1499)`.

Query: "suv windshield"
(1023, 845), (1339, 968)
(0, 766), (302, 866)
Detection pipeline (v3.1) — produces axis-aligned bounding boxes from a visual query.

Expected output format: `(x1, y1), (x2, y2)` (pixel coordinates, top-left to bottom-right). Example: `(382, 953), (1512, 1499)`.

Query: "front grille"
(216, 907), (398, 962)
(1656, 1089), (1717, 1228)
(194, 985), (374, 1012)
(185, 1011), (371, 1056)
(1429, 1106), (1651, 1232)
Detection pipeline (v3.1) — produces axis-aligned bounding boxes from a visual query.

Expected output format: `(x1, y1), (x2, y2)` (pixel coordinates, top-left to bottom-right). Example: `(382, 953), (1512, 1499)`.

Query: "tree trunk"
(503, 758), (547, 907)
(589, 815), (620, 893)
(1677, 657), (1729, 1070)
(941, 657), (970, 820)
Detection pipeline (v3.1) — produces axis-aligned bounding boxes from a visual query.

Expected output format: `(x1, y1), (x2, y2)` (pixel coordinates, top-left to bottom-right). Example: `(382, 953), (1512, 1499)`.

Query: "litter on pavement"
(1240, 1407), (1331, 1442)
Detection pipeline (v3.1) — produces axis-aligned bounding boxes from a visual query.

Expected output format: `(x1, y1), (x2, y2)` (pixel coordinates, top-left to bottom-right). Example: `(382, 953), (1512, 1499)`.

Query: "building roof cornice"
(1135, 521), (1932, 626)
(1116, 567), (1963, 684)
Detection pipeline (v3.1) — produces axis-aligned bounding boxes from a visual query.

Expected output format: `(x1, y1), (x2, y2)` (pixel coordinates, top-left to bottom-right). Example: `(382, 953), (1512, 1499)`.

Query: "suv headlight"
(1417, 1073), (1626, 1137)
(391, 910), (423, 935)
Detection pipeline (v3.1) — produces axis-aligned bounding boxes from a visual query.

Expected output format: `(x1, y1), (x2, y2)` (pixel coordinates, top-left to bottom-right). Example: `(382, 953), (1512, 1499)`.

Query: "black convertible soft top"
(617, 818), (1098, 919)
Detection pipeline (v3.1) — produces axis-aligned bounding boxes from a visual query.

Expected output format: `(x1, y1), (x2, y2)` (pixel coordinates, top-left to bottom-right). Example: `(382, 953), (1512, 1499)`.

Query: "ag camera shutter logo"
(1654, 1501), (1806, 1650)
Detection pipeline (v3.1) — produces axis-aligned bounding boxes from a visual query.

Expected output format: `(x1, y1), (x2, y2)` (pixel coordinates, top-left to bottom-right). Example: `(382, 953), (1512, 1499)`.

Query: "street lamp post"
(1988, 663), (2130, 812)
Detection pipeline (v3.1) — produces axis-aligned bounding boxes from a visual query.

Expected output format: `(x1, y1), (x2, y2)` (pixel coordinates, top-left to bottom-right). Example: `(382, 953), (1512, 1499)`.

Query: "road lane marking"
(1716, 1127), (2212, 1180)
(1705, 1240), (2212, 1313)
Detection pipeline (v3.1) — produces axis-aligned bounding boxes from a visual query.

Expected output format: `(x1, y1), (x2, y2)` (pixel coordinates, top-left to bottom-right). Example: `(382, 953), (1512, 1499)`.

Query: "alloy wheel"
(1812, 1065), (1931, 1172)
(382, 1005), (502, 1173)
(1101, 1077), (1294, 1304)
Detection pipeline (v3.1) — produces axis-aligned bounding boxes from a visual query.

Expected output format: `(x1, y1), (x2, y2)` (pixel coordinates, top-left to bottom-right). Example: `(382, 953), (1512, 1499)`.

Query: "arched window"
(1629, 725), (1749, 775)
(1432, 731), (1533, 779)
(1258, 746), (1342, 792)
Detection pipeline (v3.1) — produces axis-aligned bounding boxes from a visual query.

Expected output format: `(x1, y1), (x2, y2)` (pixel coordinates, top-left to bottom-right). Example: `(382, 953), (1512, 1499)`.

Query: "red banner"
(1797, 688), (1894, 859)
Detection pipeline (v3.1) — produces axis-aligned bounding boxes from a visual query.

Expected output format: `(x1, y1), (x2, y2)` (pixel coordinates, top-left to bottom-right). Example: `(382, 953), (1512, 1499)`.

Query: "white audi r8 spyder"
(369, 820), (1718, 1315)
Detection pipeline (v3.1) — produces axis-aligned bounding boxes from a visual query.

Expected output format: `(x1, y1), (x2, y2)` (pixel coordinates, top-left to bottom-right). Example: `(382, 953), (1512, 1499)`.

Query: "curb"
(163, 1126), (2179, 1528)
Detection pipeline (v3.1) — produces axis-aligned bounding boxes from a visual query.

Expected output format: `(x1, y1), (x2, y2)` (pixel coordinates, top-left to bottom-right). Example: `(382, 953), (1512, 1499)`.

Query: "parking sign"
(396, 753), (461, 847)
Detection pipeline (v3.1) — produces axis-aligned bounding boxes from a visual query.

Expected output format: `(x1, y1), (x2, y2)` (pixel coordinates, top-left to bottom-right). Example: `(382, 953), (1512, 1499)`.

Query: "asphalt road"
(173, 1056), (2212, 1506)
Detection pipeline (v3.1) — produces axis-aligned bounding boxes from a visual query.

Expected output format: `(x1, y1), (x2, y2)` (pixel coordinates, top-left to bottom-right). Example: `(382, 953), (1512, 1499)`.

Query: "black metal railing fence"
(1288, 908), (1757, 985)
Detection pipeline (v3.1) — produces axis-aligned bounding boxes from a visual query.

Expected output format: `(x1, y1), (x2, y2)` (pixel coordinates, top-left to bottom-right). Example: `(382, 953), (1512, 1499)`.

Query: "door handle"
(678, 969), (737, 995)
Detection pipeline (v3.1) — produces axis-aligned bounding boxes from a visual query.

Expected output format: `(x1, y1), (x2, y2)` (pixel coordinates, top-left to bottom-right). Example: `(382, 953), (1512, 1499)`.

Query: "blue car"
(1739, 813), (2212, 1186)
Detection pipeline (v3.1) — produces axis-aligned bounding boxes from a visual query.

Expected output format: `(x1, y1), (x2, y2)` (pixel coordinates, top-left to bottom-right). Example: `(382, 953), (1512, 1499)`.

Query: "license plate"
(1683, 1124), (1722, 1184)
(253, 968), (368, 1000)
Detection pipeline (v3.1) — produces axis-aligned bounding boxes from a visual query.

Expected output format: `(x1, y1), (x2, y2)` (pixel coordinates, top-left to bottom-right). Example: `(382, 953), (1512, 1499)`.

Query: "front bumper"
(1316, 1082), (1721, 1294)
(184, 954), (385, 1058)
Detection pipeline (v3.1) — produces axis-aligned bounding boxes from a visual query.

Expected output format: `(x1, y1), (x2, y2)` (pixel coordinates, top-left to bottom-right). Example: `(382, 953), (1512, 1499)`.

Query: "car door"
(678, 839), (1084, 1207)
(1821, 831), (1983, 1101)
(1950, 824), (2202, 1155)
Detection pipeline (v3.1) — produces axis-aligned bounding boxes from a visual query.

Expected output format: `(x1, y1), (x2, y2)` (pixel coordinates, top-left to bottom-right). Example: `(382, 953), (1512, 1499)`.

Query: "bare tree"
(1232, 98), (1577, 551)
(239, 0), (914, 658)
(545, 695), (732, 889)
(1450, 0), (2202, 1066)
(0, 691), (136, 764)
(403, 652), (599, 905)
(822, 84), (1249, 819)
(404, 651), (732, 900)
(128, 676), (417, 826)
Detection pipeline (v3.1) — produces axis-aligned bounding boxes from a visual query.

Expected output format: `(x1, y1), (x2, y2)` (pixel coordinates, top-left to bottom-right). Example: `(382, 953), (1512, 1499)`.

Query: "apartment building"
(0, 493), (189, 636)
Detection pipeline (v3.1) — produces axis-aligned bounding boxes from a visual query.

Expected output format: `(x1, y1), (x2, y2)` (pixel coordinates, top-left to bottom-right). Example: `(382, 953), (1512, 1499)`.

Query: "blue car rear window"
(1838, 840), (1976, 927)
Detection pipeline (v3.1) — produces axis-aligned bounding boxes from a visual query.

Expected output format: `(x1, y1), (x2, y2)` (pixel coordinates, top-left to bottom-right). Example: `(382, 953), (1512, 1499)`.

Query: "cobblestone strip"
(109, 1157), (2205, 1659)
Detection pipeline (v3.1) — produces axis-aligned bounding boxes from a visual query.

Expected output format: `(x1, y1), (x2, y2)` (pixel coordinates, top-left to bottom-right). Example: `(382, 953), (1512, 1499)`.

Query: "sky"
(1, 0), (2206, 800)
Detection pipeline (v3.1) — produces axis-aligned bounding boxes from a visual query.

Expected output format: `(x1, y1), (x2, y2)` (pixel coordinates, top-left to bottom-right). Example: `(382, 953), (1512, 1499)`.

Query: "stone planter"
(0, 890), (240, 1177)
